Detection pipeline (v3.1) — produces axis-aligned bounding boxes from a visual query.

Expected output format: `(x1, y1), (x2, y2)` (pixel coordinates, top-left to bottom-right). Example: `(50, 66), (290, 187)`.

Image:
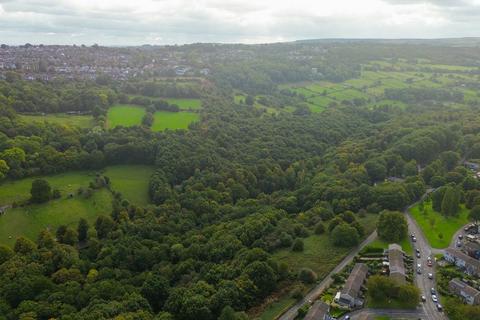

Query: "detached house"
(304, 301), (334, 320)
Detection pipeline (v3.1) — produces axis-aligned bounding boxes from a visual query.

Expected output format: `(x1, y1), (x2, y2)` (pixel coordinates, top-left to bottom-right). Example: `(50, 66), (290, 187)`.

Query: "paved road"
(278, 231), (378, 320)
(405, 209), (448, 320)
(344, 308), (425, 319)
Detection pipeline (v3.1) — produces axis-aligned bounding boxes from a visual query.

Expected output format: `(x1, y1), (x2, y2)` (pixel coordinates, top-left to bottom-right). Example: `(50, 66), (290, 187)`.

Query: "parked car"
(416, 252), (421, 258)
(431, 288), (436, 295)
(437, 304), (443, 311)
(412, 236), (417, 242)
(415, 248), (420, 254)
(417, 267), (422, 274)
(458, 234), (463, 240)
(421, 295), (426, 302)
(432, 295), (438, 303)
(427, 259), (433, 267)
(417, 263), (422, 268)
(428, 273), (433, 279)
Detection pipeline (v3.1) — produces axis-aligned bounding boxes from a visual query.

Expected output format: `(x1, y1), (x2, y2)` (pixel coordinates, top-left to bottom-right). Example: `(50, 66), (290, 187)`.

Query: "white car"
(417, 263), (421, 268)
(428, 273), (433, 279)
(432, 294), (438, 303)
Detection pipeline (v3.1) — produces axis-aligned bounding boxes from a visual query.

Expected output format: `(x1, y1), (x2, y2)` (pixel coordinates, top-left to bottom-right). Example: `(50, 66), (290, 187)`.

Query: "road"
(405, 212), (447, 320)
(277, 231), (378, 320)
(346, 308), (425, 319)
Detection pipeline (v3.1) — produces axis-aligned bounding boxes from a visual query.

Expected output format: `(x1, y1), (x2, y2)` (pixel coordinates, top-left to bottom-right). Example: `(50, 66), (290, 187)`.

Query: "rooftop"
(341, 263), (368, 298)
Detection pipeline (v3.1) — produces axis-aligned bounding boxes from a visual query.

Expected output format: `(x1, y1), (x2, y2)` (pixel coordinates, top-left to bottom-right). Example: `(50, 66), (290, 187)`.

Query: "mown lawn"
(152, 111), (199, 131)
(107, 104), (145, 128)
(19, 113), (94, 128)
(410, 202), (470, 248)
(367, 237), (413, 255)
(0, 165), (153, 246)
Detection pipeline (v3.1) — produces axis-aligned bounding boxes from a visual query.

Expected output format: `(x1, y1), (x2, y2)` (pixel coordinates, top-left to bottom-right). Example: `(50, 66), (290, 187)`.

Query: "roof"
(388, 244), (405, 277)
(449, 278), (480, 298)
(341, 263), (368, 298)
(304, 301), (329, 320)
(464, 241), (480, 252)
(445, 248), (480, 270)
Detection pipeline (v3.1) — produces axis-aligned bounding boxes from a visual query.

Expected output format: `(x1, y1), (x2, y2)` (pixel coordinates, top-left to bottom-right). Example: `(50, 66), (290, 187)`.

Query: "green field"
(19, 113), (94, 128)
(165, 98), (202, 110)
(107, 104), (146, 128)
(104, 165), (154, 206)
(152, 111), (199, 131)
(0, 165), (153, 246)
(410, 202), (470, 248)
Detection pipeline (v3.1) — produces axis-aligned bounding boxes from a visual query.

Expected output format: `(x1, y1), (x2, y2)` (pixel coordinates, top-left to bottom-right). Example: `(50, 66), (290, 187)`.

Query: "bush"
(52, 188), (61, 199)
(291, 238), (304, 252)
(314, 222), (325, 235)
(299, 267), (318, 284)
(290, 284), (305, 300)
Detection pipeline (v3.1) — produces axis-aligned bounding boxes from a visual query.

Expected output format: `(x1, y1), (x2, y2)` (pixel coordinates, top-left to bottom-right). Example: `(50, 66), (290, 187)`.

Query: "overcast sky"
(0, 0), (480, 46)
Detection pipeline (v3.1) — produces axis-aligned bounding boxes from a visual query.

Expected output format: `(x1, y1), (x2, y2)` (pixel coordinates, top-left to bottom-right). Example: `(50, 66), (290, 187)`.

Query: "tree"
(440, 151), (460, 171)
(365, 159), (387, 182)
(30, 179), (52, 203)
(141, 274), (170, 312)
(331, 223), (359, 247)
(13, 237), (36, 254)
(470, 205), (480, 224)
(245, 95), (254, 106)
(0, 159), (9, 180)
(0, 244), (13, 264)
(291, 239), (304, 252)
(377, 211), (408, 242)
(243, 261), (277, 297)
(77, 218), (89, 242)
(298, 268), (317, 284)
(95, 216), (115, 239)
(441, 186), (461, 216)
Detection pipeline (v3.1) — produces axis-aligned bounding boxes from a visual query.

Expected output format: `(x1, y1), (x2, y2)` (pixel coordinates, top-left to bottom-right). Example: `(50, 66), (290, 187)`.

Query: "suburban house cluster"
(444, 248), (480, 277)
(304, 301), (334, 320)
(449, 278), (480, 305)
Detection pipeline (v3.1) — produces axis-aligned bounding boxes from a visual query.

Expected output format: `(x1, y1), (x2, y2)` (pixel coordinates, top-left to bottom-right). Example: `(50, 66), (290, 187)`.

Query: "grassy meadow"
(0, 165), (153, 246)
(107, 104), (146, 128)
(19, 113), (94, 128)
(409, 202), (470, 248)
(152, 111), (199, 131)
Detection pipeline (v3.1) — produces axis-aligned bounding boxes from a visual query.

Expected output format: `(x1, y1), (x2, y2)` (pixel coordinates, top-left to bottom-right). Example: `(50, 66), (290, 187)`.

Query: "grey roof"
(449, 278), (480, 298)
(341, 263), (368, 298)
(388, 244), (405, 276)
(445, 248), (480, 269)
(464, 241), (480, 252)
(304, 301), (329, 320)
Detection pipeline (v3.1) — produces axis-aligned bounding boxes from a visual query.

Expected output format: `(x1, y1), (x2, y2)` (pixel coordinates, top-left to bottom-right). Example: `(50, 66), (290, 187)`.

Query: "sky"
(0, 0), (480, 46)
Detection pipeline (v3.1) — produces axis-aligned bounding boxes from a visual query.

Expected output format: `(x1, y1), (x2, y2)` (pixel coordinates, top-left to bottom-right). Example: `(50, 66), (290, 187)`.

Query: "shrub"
(299, 268), (318, 284)
(314, 222), (325, 235)
(291, 238), (304, 252)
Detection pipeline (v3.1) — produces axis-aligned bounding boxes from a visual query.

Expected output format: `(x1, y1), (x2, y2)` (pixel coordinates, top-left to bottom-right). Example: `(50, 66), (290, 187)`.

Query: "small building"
(388, 243), (406, 284)
(304, 300), (334, 320)
(338, 263), (368, 308)
(464, 241), (480, 260)
(444, 248), (480, 277)
(449, 278), (480, 305)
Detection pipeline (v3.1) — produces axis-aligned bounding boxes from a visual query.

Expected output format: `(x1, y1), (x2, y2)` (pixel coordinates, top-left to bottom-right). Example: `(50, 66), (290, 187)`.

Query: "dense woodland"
(1, 41), (480, 319)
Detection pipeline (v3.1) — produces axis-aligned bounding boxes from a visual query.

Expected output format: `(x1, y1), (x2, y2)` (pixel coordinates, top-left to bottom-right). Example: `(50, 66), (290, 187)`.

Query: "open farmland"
(107, 104), (145, 128)
(19, 113), (94, 128)
(151, 111), (200, 131)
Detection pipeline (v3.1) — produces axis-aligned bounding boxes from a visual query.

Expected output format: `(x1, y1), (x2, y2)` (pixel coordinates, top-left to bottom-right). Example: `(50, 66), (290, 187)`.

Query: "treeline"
(121, 81), (201, 98)
(384, 87), (464, 104)
(0, 78), (117, 114)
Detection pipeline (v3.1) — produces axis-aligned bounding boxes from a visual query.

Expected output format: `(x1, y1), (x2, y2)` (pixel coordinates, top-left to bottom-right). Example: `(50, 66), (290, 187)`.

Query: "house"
(304, 301), (334, 320)
(388, 243), (406, 284)
(449, 278), (480, 305)
(338, 263), (368, 308)
(465, 161), (480, 171)
(464, 241), (480, 260)
(444, 248), (480, 277)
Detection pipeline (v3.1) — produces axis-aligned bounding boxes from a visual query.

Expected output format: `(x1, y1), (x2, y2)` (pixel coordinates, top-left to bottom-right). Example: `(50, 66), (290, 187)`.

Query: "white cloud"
(0, 0), (479, 45)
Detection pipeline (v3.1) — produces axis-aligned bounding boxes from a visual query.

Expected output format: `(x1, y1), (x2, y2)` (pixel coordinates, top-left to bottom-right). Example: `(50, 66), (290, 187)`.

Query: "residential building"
(304, 301), (334, 320)
(338, 263), (368, 308)
(388, 243), (406, 284)
(464, 241), (480, 260)
(449, 278), (480, 305)
(444, 248), (480, 277)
